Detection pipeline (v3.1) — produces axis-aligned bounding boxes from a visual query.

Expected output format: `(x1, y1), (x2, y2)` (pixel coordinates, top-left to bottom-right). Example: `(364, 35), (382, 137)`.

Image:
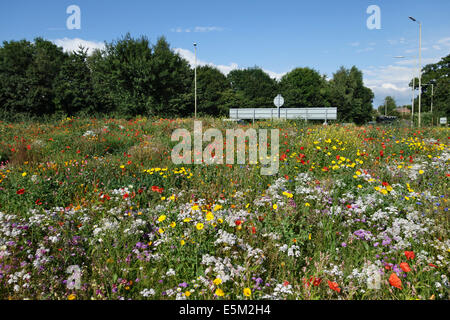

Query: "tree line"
(0, 34), (376, 123)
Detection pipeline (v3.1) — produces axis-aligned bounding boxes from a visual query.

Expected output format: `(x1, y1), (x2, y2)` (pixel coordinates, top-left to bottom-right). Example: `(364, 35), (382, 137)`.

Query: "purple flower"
(341, 242), (347, 247)
(382, 238), (391, 246)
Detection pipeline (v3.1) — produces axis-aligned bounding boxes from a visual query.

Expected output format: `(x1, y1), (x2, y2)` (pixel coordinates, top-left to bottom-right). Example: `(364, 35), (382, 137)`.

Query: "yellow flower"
(213, 278), (222, 285)
(183, 217), (192, 222)
(185, 291), (191, 297)
(217, 218), (223, 224)
(68, 294), (76, 300)
(180, 240), (185, 246)
(215, 288), (224, 297)
(272, 204), (278, 210)
(419, 170), (424, 175)
(305, 203), (310, 207)
(120, 165), (125, 169)
(158, 215), (166, 222)
(357, 185), (362, 189)
(243, 288), (251, 297)
(192, 205), (200, 211)
(158, 228), (164, 234)
(206, 212), (214, 221)
(170, 221), (176, 228)
(22, 172), (27, 177)
(213, 205), (223, 212)
(196, 223), (204, 230)
(282, 191), (293, 198)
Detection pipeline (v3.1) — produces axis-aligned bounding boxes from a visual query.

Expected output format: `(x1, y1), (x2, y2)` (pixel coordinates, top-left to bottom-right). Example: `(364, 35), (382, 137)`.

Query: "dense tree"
(53, 47), (95, 115)
(196, 65), (230, 116)
(0, 38), (67, 115)
(0, 35), (386, 123)
(328, 66), (374, 124)
(89, 33), (155, 116)
(151, 37), (193, 116)
(227, 67), (277, 109)
(279, 67), (328, 108)
(411, 54), (449, 118)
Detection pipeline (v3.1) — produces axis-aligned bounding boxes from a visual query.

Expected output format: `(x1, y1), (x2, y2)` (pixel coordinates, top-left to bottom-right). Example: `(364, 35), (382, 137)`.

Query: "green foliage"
(0, 38), (67, 115)
(329, 66), (374, 124)
(53, 48), (96, 115)
(227, 67), (278, 109)
(279, 67), (328, 108)
(413, 54), (450, 118)
(378, 96), (398, 116)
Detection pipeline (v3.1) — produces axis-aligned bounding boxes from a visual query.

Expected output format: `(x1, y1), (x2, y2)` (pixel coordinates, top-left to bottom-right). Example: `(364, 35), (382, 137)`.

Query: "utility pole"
(194, 42), (197, 118)
(409, 16), (422, 127)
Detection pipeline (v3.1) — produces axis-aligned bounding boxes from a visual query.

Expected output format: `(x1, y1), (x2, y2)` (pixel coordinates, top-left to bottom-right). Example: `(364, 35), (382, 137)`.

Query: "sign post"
(273, 94), (284, 119)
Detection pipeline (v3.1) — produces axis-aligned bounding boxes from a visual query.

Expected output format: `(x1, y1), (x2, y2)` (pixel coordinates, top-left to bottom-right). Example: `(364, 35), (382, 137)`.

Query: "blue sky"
(1, 0), (449, 107)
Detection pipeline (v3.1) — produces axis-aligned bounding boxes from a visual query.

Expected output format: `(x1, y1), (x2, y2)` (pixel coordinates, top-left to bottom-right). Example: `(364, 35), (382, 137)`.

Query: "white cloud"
(363, 65), (416, 106)
(174, 47), (285, 80)
(394, 57), (440, 66)
(437, 37), (450, 45)
(363, 55), (442, 106)
(356, 47), (374, 53)
(349, 42), (360, 47)
(52, 37), (105, 55)
(171, 26), (224, 33)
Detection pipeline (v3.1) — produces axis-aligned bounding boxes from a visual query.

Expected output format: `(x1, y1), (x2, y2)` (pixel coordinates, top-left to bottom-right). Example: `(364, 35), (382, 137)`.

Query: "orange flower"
(404, 251), (415, 260)
(399, 262), (411, 273)
(327, 280), (341, 293)
(389, 273), (402, 289)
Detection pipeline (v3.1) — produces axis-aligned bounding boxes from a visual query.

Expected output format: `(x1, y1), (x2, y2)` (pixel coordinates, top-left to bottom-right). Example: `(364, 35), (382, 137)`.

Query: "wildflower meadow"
(0, 117), (448, 300)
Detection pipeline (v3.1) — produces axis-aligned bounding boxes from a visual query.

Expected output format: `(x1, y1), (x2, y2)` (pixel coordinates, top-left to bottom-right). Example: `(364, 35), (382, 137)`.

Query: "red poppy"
(235, 220), (242, 226)
(428, 263), (438, 268)
(16, 188), (25, 195)
(283, 281), (290, 287)
(35, 199), (42, 205)
(389, 273), (402, 289)
(399, 262), (411, 273)
(251, 226), (256, 234)
(313, 277), (322, 287)
(404, 251), (415, 260)
(328, 281), (341, 293)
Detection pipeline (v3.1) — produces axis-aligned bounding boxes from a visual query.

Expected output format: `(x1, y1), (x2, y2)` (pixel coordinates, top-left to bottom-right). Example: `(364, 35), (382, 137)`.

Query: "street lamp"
(409, 16), (422, 127)
(193, 42), (197, 118)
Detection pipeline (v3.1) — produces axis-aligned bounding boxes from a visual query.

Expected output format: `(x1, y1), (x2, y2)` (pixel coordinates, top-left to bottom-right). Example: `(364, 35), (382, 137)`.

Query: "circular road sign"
(274, 94), (284, 108)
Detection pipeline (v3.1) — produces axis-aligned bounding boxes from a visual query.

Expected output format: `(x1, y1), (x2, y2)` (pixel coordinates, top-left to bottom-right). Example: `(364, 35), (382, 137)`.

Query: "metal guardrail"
(229, 108), (337, 122)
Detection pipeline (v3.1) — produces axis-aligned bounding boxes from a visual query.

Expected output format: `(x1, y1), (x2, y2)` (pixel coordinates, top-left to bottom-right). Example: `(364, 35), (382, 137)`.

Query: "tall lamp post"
(193, 42), (197, 118)
(409, 16), (422, 127)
